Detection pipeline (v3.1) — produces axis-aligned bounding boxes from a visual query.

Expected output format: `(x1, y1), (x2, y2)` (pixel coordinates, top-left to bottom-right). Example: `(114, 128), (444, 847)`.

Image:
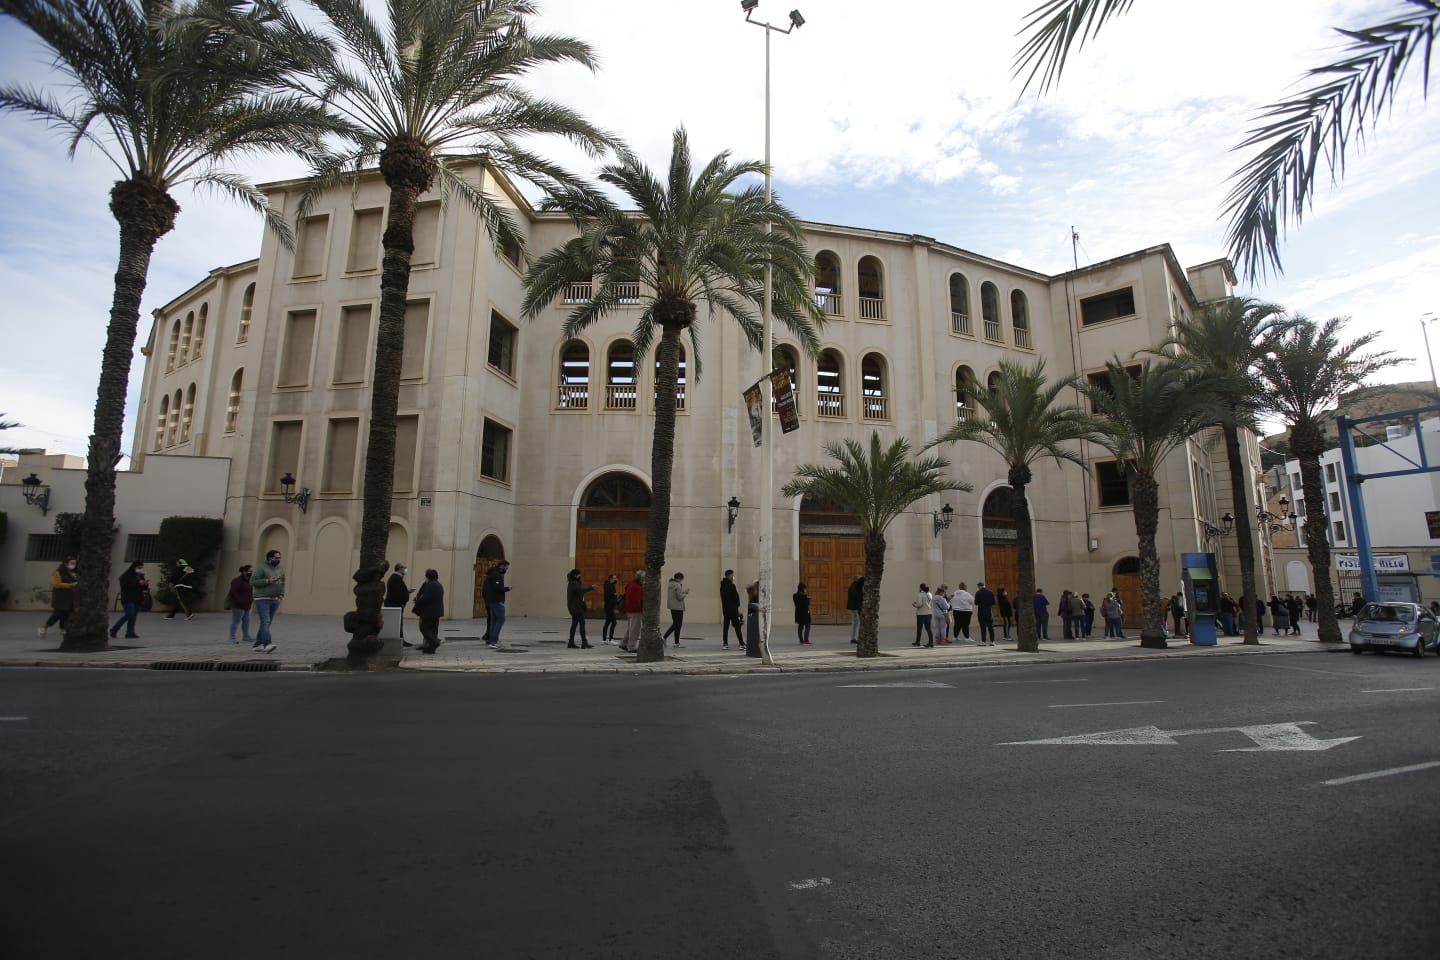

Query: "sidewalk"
(0, 610), (1343, 675)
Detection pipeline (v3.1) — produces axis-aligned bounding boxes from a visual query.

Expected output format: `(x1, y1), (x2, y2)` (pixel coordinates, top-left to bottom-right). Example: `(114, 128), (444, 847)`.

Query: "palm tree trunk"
(346, 145), (432, 663)
(638, 323), (683, 663)
(1223, 425), (1260, 644)
(1009, 470), (1038, 653)
(1131, 473), (1168, 649)
(858, 533), (885, 658)
(64, 179), (178, 651)
(1294, 423), (1341, 642)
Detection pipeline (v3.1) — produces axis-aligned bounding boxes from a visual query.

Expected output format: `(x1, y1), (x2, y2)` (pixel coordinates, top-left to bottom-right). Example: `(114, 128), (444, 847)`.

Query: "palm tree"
(1162, 297), (1289, 645)
(1256, 318), (1396, 643)
(523, 127), (825, 663)
(781, 433), (969, 659)
(928, 359), (1097, 653)
(0, 0), (334, 652)
(0, 414), (20, 456)
(1086, 357), (1211, 649)
(1014, 0), (1438, 281)
(276, 0), (616, 663)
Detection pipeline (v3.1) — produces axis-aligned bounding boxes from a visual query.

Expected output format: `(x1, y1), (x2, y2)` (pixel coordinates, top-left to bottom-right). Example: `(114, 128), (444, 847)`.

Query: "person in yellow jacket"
(38, 557), (77, 638)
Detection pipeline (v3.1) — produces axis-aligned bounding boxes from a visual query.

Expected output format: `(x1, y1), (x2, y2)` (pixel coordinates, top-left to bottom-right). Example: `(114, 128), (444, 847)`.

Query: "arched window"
(237, 283), (255, 342)
(605, 340), (637, 410)
(1010, 290), (1031, 349)
(192, 304), (208, 359)
(861, 353), (888, 420)
(179, 311), (194, 365)
(180, 383), (196, 442)
(557, 340), (589, 409)
(168, 389), (182, 446)
(955, 365), (977, 420)
(949, 273), (972, 335)
(167, 319), (181, 372)
(155, 395), (169, 451)
(815, 251), (842, 315)
(817, 349), (845, 419)
(858, 256), (885, 320)
(773, 344), (799, 416)
(225, 368), (243, 434)
(987, 370), (1002, 399)
(654, 344), (687, 411)
(578, 472), (653, 527)
(981, 282), (1002, 342)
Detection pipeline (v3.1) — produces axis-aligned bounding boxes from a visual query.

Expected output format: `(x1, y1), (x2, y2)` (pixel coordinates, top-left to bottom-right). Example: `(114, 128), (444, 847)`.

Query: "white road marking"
(0, 716), (28, 722)
(1360, 687), (1434, 693)
(991, 678), (1089, 684)
(1243, 661), (1365, 678)
(787, 877), (833, 890)
(1003, 721), (1359, 752)
(1048, 700), (1164, 708)
(1323, 760), (1440, 787)
(840, 680), (953, 688)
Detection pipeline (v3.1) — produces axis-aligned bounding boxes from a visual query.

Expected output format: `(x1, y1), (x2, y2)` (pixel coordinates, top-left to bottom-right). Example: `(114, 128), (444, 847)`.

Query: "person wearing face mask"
(386, 561), (415, 646)
(110, 562), (148, 639)
(39, 557), (78, 638)
(249, 549), (286, 653)
(226, 565), (254, 645)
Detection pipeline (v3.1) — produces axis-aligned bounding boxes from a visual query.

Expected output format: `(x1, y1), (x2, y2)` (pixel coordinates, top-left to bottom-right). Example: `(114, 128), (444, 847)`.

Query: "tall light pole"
(1421, 312), (1438, 393)
(742, 1), (804, 665)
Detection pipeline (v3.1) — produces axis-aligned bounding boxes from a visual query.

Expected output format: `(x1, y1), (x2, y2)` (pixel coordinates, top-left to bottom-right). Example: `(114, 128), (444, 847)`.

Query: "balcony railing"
(557, 383), (589, 409)
(655, 390), (687, 412)
(605, 384), (638, 410)
(951, 312), (972, 336)
(1013, 326), (1032, 349)
(563, 281), (644, 305)
(815, 291), (841, 315)
(954, 406), (972, 422)
(984, 318), (1003, 342)
(614, 281), (642, 304)
(862, 395), (889, 421)
(817, 393), (846, 419)
(858, 296), (886, 321)
(563, 282), (592, 303)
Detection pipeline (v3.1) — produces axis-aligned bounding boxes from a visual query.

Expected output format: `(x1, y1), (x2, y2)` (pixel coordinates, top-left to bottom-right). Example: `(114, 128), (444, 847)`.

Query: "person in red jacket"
(620, 570), (645, 653)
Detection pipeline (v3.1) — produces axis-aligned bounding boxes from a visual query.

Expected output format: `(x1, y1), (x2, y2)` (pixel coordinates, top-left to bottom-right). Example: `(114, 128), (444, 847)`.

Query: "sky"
(2, 0), (1438, 458)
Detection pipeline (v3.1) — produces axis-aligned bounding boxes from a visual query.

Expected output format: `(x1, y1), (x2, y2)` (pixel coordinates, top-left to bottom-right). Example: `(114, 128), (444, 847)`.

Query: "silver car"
(1348, 602), (1440, 657)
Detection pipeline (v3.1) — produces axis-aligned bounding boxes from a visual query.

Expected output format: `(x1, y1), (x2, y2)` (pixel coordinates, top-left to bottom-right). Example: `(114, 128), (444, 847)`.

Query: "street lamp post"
(742, 1), (804, 665)
(1421, 313), (1438, 393)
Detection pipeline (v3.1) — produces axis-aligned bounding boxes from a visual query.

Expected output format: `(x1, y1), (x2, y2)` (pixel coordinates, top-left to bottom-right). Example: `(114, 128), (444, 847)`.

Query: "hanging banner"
(743, 382), (764, 448)
(769, 368), (800, 435)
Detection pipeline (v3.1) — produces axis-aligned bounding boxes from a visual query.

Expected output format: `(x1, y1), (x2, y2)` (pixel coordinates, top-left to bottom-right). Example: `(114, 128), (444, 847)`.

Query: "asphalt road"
(2, 652), (1438, 959)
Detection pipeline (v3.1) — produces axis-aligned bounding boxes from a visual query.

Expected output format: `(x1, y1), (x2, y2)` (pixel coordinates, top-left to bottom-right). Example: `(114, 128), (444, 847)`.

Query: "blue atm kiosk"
(1181, 552), (1220, 646)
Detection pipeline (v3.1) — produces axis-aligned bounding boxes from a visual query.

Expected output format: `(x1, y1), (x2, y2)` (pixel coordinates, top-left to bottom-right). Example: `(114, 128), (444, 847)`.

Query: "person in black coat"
(413, 569), (445, 654)
(386, 563), (414, 644)
(846, 575), (864, 644)
(110, 562), (149, 639)
(165, 561), (196, 620)
(720, 569), (744, 649)
(602, 574), (620, 644)
(793, 582), (812, 645)
(566, 569), (595, 649)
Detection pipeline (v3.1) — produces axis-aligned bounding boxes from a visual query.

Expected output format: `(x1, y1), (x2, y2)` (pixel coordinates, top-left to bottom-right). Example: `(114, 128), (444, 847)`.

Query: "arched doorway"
(1112, 556), (1142, 629)
(472, 535), (505, 619)
(575, 473), (650, 616)
(982, 487), (1020, 593)
(798, 494), (865, 623)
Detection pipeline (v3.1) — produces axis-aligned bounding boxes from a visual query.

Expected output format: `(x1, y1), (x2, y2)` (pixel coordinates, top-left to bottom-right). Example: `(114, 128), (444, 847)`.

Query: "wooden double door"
(799, 534), (866, 624)
(576, 527), (646, 616)
(983, 544), (1019, 596)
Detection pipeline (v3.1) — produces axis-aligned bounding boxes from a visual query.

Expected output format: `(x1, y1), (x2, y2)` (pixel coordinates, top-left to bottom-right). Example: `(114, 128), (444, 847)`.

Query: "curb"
(0, 658), (321, 672)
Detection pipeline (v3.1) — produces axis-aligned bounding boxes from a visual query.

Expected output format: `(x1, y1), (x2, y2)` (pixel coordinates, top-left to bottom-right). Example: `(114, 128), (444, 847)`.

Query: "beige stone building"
(124, 163), (1274, 626)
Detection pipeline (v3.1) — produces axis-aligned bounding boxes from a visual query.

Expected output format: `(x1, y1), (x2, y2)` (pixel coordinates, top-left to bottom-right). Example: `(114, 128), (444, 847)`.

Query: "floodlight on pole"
(742, 1), (804, 666)
(1421, 313), (1438, 393)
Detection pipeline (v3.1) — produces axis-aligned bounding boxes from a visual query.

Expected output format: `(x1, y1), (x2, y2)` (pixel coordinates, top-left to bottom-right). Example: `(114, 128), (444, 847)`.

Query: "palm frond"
(1013, 0), (1136, 96)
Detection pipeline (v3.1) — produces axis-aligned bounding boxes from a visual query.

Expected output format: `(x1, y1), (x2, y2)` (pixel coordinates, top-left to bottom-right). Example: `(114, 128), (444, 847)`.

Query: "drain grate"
(150, 660), (280, 672)
(216, 661), (279, 672)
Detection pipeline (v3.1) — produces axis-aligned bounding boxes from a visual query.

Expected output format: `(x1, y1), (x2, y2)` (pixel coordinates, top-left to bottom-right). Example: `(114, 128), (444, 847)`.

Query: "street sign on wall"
(1335, 554), (1409, 572)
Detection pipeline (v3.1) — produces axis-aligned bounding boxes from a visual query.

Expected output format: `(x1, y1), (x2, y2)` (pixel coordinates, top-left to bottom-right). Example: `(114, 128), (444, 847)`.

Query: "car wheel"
(1351, 645), (1364, 654)
(1415, 636), (1427, 658)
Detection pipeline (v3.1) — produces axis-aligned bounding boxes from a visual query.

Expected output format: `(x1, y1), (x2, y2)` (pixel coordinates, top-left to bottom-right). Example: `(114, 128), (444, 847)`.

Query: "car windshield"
(1359, 603), (1416, 623)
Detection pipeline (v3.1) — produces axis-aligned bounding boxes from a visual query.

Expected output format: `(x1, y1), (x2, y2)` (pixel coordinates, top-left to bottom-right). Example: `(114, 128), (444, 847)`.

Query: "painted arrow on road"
(1002, 721), (1359, 752)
